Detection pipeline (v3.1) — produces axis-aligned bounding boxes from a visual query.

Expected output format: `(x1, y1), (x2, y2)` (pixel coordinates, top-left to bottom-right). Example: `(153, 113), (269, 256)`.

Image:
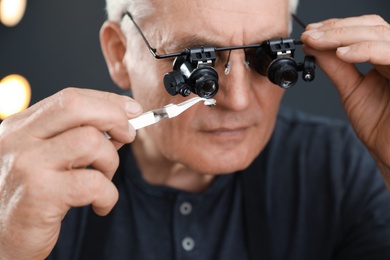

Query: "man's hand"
(0, 88), (142, 259)
(301, 14), (390, 188)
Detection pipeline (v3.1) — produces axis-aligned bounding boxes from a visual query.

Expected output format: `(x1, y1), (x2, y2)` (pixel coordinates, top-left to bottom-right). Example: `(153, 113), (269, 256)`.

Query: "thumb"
(302, 45), (364, 101)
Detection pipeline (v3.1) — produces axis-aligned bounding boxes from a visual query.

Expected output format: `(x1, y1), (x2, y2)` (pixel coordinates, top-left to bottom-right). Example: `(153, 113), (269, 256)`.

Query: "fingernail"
(337, 46), (351, 55)
(303, 29), (324, 40)
(125, 101), (142, 116)
(307, 22), (323, 29)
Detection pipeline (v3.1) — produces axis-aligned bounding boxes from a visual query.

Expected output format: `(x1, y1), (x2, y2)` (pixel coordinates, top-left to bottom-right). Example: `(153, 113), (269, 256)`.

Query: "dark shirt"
(48, 108), (390, 259)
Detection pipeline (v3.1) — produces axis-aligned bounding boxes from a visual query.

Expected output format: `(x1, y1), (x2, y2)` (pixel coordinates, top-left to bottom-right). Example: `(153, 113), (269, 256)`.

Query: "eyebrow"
(161, 34), (274, 60)
(163, 35), (223, 54)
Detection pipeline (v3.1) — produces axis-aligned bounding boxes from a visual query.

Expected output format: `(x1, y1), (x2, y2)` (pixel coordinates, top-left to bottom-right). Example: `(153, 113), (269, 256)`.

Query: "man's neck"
(131, 134), (215, 193)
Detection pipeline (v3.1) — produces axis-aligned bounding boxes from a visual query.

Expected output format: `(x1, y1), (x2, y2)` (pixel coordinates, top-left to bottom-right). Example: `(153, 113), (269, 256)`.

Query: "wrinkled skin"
(1, 0), (390, 258)
(117, 0), (288, 190)
(0, 88), (142, 259)
(301, 15), (390, 188)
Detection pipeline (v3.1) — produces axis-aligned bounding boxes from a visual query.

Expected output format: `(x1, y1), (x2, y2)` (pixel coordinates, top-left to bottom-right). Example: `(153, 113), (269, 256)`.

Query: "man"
(1, 0), (390, 259)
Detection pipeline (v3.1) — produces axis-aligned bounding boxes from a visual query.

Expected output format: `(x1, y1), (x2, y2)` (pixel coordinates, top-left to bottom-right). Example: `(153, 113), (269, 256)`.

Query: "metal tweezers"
(104, 97), (216, 138)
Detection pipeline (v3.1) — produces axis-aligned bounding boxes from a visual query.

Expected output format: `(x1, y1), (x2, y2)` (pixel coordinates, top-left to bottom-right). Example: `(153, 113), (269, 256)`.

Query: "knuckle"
(57, 87), (83, 113)
(68, 170), (104, 201)
(0, 116), (14, 130)
(327, 18), (340, 28)
(0, 115), (21, 139)
(373, 25), (390, 39)
(87, 172), (105, 194)
(365, 41), (374, 52)
(74, 126), (104, 151)
(334, 27), (348, 37)
(365, 14), (386, 25)
(101, 91), (116, 102)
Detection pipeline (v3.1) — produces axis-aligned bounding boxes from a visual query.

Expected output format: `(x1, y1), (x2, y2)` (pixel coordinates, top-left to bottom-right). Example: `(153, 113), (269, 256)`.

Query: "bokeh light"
(0, 74), (31, 120)
(0, 0), (27, 27)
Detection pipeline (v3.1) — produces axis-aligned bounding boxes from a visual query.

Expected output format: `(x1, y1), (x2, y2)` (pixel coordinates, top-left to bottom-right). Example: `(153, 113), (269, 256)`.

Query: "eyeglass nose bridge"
(221, 49), (252, 76)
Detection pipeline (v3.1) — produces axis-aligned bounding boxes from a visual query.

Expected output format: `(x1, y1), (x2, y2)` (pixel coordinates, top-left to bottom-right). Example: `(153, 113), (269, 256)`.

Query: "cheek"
(141, 116), (196, 165)
(143, 84), (284, 175)
(258, 83), (285, 117)
(125, 49), (175, 110)
(131, 52), (285, 175)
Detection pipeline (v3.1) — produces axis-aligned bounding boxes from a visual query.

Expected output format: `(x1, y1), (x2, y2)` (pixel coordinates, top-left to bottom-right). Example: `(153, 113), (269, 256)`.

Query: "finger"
(56, 168), (119, 216)
(76, 88), (142, 118)
(40, 125), (120, 179)
(110, 140), (127, 150)
(302, 25), (390, 50)
(26, 88), (142, 141)
(306, 47), (390, 148)
(10, 88), (134, 122)
(307, 15), (389, 31)
(336, 41), (390, 65)
(302, 45), (363, 100)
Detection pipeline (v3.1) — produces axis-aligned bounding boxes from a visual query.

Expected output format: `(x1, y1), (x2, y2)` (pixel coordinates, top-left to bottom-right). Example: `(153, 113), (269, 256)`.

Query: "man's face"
(124, 0), (289, 175)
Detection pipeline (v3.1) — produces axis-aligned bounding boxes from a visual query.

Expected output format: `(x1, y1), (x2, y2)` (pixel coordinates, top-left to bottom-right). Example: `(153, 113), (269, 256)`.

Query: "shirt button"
(179, 202), (192, 215)
(182, 237), (195, 251)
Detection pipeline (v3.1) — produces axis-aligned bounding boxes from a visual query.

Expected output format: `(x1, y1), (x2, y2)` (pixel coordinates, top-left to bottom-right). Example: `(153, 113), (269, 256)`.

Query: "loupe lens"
(190, 67), (219, 98)
(279, 69), (298, 88)
(197, 79), (218, 98)
(268, 58), (298, 89)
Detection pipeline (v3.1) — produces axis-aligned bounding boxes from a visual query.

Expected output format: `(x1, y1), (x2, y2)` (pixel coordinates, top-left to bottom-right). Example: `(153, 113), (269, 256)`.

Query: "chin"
(184, 147), (260, 175)
(192, 160), (253, 175)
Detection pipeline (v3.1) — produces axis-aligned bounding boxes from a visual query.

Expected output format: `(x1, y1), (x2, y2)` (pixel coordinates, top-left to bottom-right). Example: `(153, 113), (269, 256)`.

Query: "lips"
(200, 126), (250, 140)
(203, 126), (248, 133)
(195, 110), (262, 137)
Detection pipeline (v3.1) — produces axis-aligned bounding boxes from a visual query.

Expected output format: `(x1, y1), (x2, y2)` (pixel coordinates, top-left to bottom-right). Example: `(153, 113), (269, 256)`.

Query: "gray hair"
(106, 0), (300, 23)
(105, 0), (154, 22)
(290, 0), (299, 15)
(289, 0), (300, 32)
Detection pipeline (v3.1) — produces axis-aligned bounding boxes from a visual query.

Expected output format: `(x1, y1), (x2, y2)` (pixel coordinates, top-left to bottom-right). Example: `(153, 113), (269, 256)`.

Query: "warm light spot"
(0, 74), (31, 120)
(0, 0), (27, 27)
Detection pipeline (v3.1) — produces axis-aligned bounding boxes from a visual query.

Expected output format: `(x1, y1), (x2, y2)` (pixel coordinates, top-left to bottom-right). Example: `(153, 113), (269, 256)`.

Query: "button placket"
(179, 201), (195, 251)
(174, 196), (198, 258)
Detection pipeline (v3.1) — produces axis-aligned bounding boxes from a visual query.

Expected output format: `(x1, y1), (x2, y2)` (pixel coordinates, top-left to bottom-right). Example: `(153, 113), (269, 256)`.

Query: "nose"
(214, 51), (252, 112)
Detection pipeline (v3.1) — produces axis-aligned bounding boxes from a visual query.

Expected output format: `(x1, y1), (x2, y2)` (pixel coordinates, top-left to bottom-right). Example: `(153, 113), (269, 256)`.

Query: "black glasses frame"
(122, 11), (306, 60)
(121, 11), (315, 98)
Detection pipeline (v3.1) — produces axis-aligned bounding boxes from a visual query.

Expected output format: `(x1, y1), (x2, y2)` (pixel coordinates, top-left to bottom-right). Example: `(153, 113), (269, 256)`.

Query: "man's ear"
(100, 21), (131, 89)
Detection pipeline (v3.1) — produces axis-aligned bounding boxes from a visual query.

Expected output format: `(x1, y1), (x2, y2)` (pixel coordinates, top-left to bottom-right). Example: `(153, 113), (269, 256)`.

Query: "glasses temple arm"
(292, 14), (307, 29)
(124, 12), (184, 59)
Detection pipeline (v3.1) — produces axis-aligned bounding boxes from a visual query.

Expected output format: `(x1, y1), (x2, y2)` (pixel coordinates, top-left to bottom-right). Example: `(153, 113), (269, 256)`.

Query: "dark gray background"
(1, 0), (389, 121)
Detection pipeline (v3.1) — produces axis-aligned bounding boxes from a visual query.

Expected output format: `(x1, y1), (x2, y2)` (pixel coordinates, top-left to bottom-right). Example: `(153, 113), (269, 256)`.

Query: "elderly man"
(1, 0), (390, 259)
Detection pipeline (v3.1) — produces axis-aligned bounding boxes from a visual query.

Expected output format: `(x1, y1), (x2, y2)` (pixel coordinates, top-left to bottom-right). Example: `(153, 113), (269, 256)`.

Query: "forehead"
(145, 0), (290, 49)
